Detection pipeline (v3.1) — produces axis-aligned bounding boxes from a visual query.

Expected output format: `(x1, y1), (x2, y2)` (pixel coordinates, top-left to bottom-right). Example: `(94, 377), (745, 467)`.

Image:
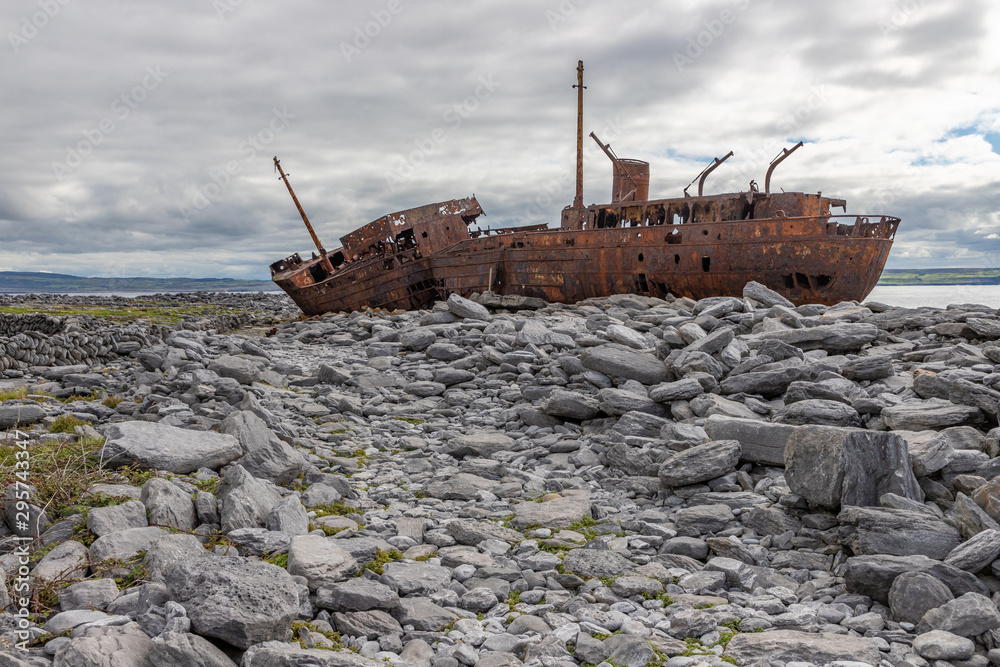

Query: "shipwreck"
(270, 62), (899, 316)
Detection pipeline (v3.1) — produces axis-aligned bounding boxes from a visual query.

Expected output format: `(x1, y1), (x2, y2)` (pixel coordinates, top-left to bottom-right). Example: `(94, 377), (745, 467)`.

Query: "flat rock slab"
(658, 439), (740, 488)
(882, 398), (982, 431)
(166, 556), (299, 649)
(562, 549), (634, 579)
(579, 346), (667, 385)
(844, 553), (988, 605)
(703, 416), (797, 466)
(724, 629), (881, 665)
(911, 630), (975, 661)
(744, 322), (880, 353)
(838, 507), (963, 560)
(100, 420), (242, 474)
(447, 519), (524, 545)
(382, 561), (452, 596)
(208, 355), (261, 385)
(392, 597), (459, 632)
(542, 390), (600, 421)
(315, 578), (399, 612)
(511, 490), (591, 530)
(287, 535), (356, 590)
(441, 433), (514, 459)
(242, 644), (383, 667)
(0, 403), (46, 429)
(425, 473), (499, 500)
(50, 626), (155, 667)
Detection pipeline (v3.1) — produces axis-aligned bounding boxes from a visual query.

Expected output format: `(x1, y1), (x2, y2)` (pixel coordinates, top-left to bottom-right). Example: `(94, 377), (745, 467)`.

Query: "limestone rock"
(724, 629), (881, 665)
(579, 346), (668, 385)
(287, 535), (357, 591)
(838, 507), (962, 559)
(785, 426), (922, 509)
(916, 592), (1000, 637)
(141, 478), (196, 532)
(888, 571), (954, 625)
(100, 421), (242, 474)
(657, 439), (740, 488)
(221, 411), (305, 485)
(511, 490), (591, 530)
(165, 556), (299, 649)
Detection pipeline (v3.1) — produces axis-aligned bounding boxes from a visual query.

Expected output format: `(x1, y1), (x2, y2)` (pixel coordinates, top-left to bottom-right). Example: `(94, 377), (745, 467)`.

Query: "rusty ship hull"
(433, 215), (895, 307)
(271, 190), (898, 315)
(270, 62), (898, 315)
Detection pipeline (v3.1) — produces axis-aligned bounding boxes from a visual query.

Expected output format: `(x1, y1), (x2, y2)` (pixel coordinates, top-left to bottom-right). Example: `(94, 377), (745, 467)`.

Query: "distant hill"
(878, 269), (1000, 286)
(0, 271), (278, 294)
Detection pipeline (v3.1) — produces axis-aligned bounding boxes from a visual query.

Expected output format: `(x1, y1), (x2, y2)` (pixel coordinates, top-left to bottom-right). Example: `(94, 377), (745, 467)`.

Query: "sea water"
(865, 285), (1000, 310)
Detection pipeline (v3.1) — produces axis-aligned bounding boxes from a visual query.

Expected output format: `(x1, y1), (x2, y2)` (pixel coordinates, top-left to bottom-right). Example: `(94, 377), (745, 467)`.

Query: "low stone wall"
(0, 313), (64, 337)
(0, 314), (156, 372)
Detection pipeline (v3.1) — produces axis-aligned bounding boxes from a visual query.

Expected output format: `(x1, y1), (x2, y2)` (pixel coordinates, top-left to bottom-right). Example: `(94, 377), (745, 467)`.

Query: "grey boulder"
(838, 507), (962, 559)
(141, 478), (196, 531)
(579, 346), (667, 385)
(785, 426), (922, 509)
(221, 411), (305, 485)
(888, 571), (954, 625)
(657, 439), (740, 488)
(917, 592), (1000, 637)
(216, 464), (282, 533)
(149, 631), (238, 667)
(165, 556), (299, 649)
(100, 421), (242, 474)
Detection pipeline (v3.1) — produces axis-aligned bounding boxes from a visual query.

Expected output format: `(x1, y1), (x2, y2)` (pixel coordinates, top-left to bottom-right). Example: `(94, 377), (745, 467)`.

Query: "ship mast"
(273, 157), (333, 273)
(572, 60), (586, 209)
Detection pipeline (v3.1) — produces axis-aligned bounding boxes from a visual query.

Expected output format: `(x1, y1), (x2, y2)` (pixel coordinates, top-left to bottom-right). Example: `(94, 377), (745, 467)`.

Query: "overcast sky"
(2, 0), (998, 280)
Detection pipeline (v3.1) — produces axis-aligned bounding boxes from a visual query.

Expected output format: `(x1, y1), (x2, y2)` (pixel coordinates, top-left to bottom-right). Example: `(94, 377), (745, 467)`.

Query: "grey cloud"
(0, 0), (998, 279)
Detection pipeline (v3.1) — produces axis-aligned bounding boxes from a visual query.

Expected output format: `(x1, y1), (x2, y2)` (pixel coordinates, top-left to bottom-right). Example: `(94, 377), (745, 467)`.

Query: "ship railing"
(469, 223), (549, 238)
(269, 253), (303, 277)
(824, 215), (900, 240)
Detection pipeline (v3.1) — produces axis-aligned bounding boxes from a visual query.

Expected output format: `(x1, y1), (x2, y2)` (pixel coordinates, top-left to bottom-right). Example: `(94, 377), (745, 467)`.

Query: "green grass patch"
(0, 301), (257, 326)
(313, 524), (349, 537)
(263, 552), (289, 569)
(392, 416), (424, 425)
(0, 387), (28, 401)
(191, 476), (220, 494)
(48, 415), (92, 433)
(312, 502), (360, 519)
(538, 542), (573, 554)
(63, 391), (103, 404)
(0, 438), (152, 519)
(355, 548), (402, 576)
(290, 621), (353, 652)
(101, 395), (123, 409)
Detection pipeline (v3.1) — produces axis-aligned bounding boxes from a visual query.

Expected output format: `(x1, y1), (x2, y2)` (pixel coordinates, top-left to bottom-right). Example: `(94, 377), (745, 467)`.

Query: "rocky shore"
(2, 283), (1000, 667)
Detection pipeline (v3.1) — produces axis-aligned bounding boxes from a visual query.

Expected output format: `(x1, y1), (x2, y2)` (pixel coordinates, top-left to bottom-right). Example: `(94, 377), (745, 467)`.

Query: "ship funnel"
(590, 132), (650, 202)
(611, 159), (650, 202)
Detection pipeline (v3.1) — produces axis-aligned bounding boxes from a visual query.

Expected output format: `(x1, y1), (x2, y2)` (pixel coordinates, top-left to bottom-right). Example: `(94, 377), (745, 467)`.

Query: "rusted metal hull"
(273, 211), (896, 314)
(434, 216), (893, 306)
